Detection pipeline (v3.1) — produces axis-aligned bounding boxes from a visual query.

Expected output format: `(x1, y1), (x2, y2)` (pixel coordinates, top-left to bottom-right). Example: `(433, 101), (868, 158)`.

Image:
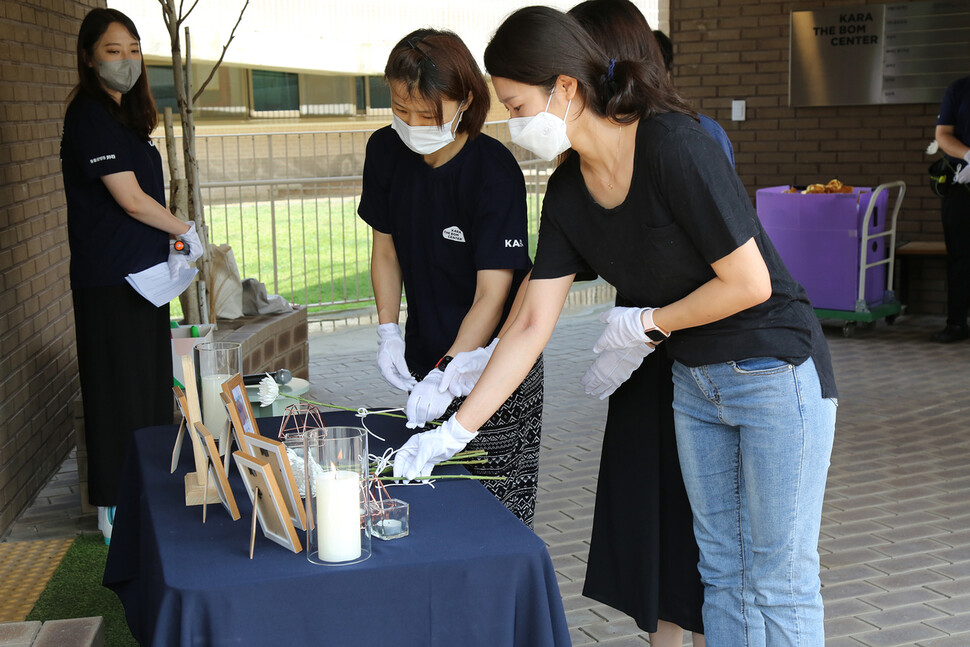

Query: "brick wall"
(0, 0), (104, 537)
(669, 0), (945, 314)
(214, 309), (310, 380)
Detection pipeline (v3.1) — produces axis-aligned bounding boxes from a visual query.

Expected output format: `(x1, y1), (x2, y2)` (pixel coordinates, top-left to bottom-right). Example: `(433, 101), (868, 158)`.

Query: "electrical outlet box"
(731, 100), (746, 121)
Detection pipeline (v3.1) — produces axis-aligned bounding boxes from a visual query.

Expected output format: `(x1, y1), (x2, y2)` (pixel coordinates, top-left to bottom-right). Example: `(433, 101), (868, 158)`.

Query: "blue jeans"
(672, 357), (836, 647)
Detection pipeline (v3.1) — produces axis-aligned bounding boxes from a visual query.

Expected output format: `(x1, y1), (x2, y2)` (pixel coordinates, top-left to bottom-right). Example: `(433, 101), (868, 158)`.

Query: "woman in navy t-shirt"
(61, 9), (201, 541)
(358, 29), (542, 526)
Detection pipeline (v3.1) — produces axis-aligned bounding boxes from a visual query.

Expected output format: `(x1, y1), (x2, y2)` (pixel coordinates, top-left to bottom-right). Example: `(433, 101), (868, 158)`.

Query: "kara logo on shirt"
(442, 226), (466, 243)
(89, 154), (116, 165)
(505, 239), (524, 248)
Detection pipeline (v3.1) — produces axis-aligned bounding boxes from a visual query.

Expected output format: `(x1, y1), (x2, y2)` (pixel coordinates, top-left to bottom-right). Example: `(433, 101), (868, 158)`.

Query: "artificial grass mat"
(27, 534), (137, 647)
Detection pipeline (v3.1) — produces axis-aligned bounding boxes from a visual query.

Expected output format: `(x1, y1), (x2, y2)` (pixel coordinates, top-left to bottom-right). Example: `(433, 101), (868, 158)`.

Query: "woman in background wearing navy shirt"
(61, 8), (201, 541)
(358, 29), (542, 526)
(933, 75), (970, 343)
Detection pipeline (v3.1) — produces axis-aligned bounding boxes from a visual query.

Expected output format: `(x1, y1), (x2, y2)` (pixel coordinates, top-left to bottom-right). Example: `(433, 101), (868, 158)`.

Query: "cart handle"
(856, 181), (905, 312)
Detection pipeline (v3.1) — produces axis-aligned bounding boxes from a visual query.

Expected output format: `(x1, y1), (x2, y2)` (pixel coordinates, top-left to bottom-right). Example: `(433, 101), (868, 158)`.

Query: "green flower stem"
(277, 393), (443, 426)
(370, 459), (488, 476)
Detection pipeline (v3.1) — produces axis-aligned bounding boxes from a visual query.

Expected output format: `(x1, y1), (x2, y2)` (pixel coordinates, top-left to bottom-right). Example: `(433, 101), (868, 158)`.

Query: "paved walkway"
(3, 304), (970, 646)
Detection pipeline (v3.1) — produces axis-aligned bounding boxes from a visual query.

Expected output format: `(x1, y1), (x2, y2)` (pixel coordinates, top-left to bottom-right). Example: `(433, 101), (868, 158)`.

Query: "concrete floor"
(3, 302), (969, 646)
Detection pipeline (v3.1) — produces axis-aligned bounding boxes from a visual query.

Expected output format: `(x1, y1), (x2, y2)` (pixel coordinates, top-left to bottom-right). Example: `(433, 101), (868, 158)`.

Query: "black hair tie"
(606, 58), (616, 82)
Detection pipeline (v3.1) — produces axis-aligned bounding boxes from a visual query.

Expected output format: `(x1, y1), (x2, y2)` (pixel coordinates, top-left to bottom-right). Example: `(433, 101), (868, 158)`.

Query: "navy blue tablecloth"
(104, 411), (570, 647)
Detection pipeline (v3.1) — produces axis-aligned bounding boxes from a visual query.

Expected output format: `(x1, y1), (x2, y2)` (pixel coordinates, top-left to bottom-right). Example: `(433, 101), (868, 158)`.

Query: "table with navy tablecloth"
(103, 410), (570, 647)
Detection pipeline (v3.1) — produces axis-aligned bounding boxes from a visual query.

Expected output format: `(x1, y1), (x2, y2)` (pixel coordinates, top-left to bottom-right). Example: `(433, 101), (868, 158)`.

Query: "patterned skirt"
(440, 355), (544, 527)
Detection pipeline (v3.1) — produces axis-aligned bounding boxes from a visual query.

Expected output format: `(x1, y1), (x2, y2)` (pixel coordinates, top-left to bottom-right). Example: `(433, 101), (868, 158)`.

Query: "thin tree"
(158, 0), (249, 324)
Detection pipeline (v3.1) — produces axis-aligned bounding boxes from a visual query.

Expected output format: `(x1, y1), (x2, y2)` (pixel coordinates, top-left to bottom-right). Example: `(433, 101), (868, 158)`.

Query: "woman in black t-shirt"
(426, 8), (837, 647)
(358, 29), (542, 526)
(61, 9), (201, 543)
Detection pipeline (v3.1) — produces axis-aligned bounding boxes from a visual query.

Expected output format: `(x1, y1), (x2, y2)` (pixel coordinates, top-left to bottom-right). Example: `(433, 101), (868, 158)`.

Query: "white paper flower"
(258, 374), (279, 407)
(926, 140), (939, 155)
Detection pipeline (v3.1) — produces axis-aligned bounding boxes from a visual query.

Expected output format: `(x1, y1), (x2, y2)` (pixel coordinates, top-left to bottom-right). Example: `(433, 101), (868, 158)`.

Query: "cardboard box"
(171, 324), (214, 386)
(756, 186), (889, 311)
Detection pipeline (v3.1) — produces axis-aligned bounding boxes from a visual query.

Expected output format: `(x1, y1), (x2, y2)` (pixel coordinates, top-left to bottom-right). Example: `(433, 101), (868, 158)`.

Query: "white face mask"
(508, 88), (572, 162)
(97, 58), (141, 94)
(392, 103), (465, 155)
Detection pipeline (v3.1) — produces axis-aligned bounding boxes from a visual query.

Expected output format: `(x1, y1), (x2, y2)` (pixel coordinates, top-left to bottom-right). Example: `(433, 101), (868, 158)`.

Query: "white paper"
(125, 262), (197, 307)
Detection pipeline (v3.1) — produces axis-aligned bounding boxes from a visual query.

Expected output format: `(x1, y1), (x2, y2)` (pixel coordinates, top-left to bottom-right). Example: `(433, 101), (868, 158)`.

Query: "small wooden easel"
(178, 355), (220, 506)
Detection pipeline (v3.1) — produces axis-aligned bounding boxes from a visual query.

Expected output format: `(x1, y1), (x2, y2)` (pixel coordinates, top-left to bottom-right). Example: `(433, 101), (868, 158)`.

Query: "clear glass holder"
(371, 498), (409, 540)
(304, 427), (371, 565)
(194, 342), (242, 450)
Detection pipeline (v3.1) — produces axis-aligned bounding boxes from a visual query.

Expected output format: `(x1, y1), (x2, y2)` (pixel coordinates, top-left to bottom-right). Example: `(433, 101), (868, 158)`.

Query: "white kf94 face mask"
(507, 88), (572, 162)
(392, 102), (465, 155)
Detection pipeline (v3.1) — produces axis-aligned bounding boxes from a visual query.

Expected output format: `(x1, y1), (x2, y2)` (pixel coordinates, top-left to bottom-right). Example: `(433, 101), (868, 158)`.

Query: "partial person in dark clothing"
(566, 2), (704, 644)
(652, 28), (735, 167)
(933, 75), (970, 343)
(61, 9), (201, 543)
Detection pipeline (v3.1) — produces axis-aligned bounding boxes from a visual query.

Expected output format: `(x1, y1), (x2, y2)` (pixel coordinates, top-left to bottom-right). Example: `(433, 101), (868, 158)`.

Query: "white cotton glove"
(167, 246), (190, 279)
(176, 222), (204, 262)
(405, 369), (455, 428)
(376, 323), (417, 392)
(392, 414), (478, 482)
(593, 306), (664, 353)
(955, 157), (970, 184)
(438, 337), (499, 397)
(581, 344), (654, 400)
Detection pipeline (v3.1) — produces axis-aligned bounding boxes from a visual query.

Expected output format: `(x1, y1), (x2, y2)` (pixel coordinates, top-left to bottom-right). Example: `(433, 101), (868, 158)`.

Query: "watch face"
(645, 329), (667, 343)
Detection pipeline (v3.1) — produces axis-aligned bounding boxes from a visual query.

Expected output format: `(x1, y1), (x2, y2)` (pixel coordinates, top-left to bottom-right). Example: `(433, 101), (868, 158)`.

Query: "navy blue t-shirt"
(61, 93), (168, 289)
(698, 113), (734, 167)
(358, 127), (532, 375)
(937, 75), (970, 162)
(532, 113), (836, 398)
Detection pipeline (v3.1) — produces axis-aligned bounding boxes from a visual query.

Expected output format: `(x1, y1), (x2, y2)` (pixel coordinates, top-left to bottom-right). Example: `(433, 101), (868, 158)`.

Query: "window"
(301, 74), (355, 116)
(194, 64), (248, 118)
(148, 65), (177, 112)
(252, 69), (299, 115)
(367, 76), (391, 115)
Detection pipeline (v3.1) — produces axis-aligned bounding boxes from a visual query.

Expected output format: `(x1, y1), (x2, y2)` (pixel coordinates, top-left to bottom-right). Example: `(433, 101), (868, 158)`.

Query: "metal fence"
(158, 123), (554, 314)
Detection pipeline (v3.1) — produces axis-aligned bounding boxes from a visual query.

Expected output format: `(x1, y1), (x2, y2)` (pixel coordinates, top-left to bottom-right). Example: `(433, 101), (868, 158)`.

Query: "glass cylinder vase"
(304, 427), (371, 565)
(194, 342), (242, 449)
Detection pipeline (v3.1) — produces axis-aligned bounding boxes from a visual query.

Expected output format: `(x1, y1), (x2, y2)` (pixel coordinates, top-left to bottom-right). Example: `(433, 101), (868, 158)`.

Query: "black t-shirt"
(61, 93), (168, 289)
(358, 127), (532, 375)
(533, 112), (836, 398)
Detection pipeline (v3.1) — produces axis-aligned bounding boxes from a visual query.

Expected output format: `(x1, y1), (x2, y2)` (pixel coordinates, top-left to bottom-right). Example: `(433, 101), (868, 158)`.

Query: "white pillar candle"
(315, 470), (361, 561)
(200, 374), (232, 446)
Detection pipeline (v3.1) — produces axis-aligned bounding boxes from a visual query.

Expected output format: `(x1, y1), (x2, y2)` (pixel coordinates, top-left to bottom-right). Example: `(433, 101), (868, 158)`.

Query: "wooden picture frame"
(233, 451), (303, 555)
(171, 386), (190, 473)
(222, 373), (259, 444)
(195, 422), (241, 522)
(243, 435), (308, 531)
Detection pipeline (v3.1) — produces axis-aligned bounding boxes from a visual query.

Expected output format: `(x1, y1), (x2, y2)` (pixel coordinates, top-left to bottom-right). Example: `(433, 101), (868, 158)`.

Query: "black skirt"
(439, 355), (544, 528)
(72, 283), (173, 506)
(582, 347), (704, 634)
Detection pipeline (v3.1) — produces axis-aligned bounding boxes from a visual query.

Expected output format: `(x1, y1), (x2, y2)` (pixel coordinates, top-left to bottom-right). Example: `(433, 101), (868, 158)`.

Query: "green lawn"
(171, 191), (543, 320)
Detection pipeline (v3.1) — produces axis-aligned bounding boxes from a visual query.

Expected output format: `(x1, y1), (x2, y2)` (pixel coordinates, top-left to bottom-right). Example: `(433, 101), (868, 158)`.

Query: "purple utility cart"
(756, 182), (906, 337)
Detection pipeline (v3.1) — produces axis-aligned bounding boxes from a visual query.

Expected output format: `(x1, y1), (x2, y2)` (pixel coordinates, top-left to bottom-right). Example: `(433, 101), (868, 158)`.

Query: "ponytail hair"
(484, 5), (692, 124)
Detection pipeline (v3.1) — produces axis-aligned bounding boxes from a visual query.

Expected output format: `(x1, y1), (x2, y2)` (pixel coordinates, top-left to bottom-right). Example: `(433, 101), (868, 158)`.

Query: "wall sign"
(790, 1), (970, 107)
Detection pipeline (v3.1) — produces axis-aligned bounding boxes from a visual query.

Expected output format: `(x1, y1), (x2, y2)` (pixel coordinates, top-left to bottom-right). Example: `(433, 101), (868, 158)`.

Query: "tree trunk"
(163, 1), (210, 325)
(182, 27), (213, 325)
(164, 108), (200, 325)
